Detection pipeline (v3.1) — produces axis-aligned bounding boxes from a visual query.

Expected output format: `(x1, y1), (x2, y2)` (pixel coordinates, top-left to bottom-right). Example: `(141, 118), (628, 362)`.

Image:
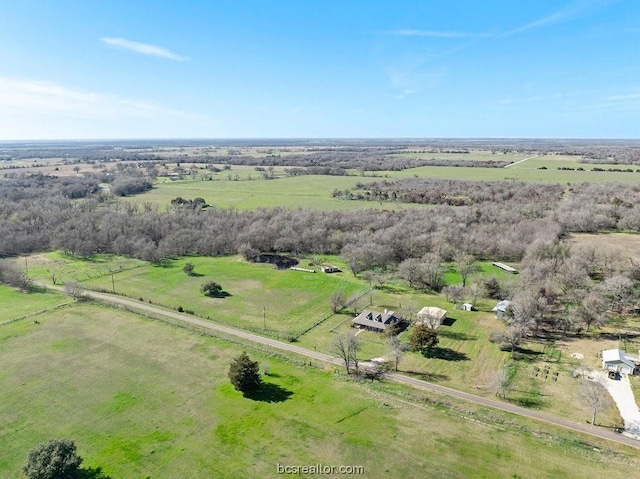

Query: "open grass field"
(1, 303), (639, 478)
(393, 163), (640, 184)
(128, 174), (418, 211)
(0, 285), (69, 323)
(391, 149), (530, 162)
(77, 255), (367, 336)
(565, 232), (640, 256)
(443, 261), (519, 285)
(23, 252), (147, 285)
(126, 158), (640, 210)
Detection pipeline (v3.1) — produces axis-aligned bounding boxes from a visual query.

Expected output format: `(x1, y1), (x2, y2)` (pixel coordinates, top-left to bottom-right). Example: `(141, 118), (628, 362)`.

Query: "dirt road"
(46, 284), (640, 450)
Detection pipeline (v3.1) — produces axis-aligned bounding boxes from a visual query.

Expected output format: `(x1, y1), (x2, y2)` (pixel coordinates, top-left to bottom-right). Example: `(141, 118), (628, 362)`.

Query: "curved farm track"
(44, 284), (640, 450)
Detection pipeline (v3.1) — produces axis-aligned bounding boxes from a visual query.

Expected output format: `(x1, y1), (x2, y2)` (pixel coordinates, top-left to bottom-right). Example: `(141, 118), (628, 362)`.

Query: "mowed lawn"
(1, 304), (639, 478)
(81, 255), (367, 334)
(0, 285), (69, 323)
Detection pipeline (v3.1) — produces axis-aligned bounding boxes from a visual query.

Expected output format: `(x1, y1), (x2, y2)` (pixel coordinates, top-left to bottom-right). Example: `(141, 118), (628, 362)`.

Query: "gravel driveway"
(596, 371), (640, 440)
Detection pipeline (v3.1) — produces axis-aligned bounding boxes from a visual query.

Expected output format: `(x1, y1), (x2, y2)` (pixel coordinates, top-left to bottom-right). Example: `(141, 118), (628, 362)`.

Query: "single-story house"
(416, 306), (448, 329)
(492, 300), (512, 320)
(602, 349), (638, 375)
(352, 309), (399, 333)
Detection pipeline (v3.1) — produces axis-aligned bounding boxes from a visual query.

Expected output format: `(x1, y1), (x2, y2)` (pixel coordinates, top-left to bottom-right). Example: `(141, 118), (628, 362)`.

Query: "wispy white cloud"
(101, 37), (186, 61)
(504, 0), (606, 36)
(395, 89), (417, 100)
(606, 92), (640, 101)
(498, 90), (582, 106)
(385, 1), (609, 43)
(0, 77), (208, 121)
(379, 29), (488, 39)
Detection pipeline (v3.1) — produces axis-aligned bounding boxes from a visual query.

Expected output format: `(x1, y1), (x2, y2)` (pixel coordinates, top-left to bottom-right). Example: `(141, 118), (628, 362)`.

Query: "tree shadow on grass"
(77, 466), (113, 479)
(152, 259), (176, 268)
(507, 396), (546, 409)
(512, 347), (545, 358)
(211, 291), (232, 298)
(244, 382), (293, 403)
(404, 370), (449, 382)
(438, 330), (477, 341)
(422, 347), (469, 361)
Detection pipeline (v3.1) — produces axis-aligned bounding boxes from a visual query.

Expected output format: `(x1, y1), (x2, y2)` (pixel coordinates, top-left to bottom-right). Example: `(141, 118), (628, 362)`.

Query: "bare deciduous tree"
(569, 290), (609, 332)
(331, 333), (361, 374)
(386, 335), (406, 372)
(443, 285), (465, 305)
(400, 301), (418, 325)
(492, 364), (511, 399)
(64, 282), (85, 300)
(422, 252), (445, 292)
(580, 377), (614, 425)
(466, 282), (486, 306)
(454, 252), (477, 287)
(398, 258), (424, 289)
(329, 291), (347, 313)
(348, 294), (365, 316)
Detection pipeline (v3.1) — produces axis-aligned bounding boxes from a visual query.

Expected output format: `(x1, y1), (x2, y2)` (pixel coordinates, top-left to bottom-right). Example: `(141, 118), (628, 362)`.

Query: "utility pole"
(263, 306), (266, 330)
(111, 273), (115, 293)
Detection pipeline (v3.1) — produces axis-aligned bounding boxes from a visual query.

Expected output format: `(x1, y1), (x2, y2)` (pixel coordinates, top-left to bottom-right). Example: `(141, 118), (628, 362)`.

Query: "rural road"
(504, 155), (539, 168)
(43, 283), (640, 450)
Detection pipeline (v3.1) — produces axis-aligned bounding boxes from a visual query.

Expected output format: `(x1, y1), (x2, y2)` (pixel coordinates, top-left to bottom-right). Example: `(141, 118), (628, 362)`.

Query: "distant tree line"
(334, 177), (564, 208)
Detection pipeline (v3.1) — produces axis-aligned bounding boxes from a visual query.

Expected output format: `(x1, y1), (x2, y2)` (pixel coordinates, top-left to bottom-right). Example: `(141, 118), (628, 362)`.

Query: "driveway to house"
(39, 283), (640, 450)
(596, 371), (640, 440)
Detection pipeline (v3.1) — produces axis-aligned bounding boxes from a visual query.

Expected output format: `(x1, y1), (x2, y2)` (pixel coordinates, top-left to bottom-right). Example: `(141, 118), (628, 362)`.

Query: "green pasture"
(23, 251), (146, 285)
(0, 285), (69, 323)
(128, 174), (417, 211)
(0, 303), (638, 478)
(80, 255), (367, 335)
(443, 261), (519, 286)
(129, 158), (640, 211)
(393, 163), (640, 183)
(391, 149), (529, 162)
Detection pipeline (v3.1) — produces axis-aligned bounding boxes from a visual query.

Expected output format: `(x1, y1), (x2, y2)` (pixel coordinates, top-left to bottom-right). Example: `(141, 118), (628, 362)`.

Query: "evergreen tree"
(228, 352), (261, 394)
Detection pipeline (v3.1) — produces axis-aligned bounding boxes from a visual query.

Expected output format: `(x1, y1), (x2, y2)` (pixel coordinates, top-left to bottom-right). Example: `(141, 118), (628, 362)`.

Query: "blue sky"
(0, 0), (639, 139)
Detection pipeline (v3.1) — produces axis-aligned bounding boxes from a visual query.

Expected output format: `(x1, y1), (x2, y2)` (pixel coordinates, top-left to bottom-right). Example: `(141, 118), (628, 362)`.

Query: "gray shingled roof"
(352, 310), (398, 331)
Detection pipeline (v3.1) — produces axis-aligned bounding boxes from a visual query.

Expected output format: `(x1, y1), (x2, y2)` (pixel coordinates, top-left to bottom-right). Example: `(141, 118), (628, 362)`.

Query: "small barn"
(462, 303), (474, 312)
(352, 309), (399, 333)
(321, 266), (340, 273)
(492, 300), (512, 320)
(492, 262), (518, 274)
(416, 306), (448, 329)
(602, 349), (638, 375)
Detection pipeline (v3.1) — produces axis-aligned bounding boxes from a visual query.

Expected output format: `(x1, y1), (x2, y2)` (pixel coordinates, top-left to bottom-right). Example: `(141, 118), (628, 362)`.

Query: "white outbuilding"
(416, 306), (448, 329)
(602, 349), (638, 375)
